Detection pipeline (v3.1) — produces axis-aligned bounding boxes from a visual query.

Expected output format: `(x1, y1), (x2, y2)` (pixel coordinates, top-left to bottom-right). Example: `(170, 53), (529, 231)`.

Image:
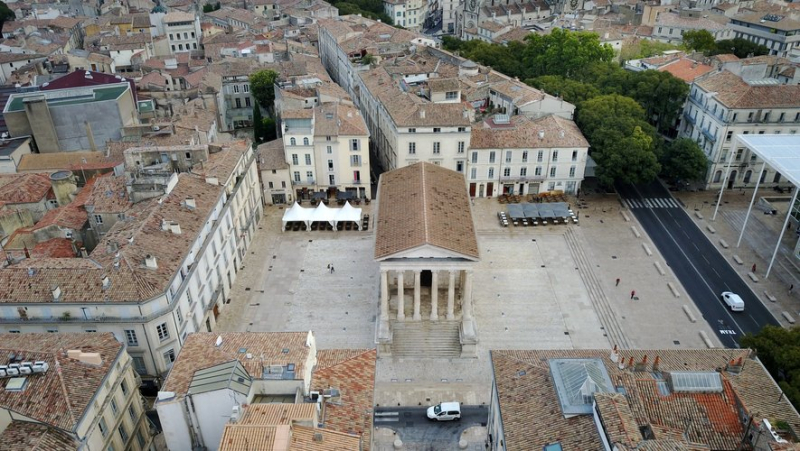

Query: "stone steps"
(564, 228), (631, 349)
(390, 320), (462, 358)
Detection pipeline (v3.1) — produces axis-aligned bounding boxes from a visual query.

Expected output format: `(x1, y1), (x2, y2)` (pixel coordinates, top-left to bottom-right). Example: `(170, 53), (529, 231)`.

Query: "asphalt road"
(374, 405), (487, 448)
(617, 180), (780, 347)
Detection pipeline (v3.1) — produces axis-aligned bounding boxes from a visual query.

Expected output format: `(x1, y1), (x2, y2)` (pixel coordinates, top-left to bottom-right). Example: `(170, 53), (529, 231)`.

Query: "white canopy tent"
(282, 201), (362, 231)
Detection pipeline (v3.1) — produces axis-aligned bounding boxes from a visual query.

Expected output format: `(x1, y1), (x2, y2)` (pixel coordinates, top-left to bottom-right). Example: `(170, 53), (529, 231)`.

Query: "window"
(326, 136), (331, 141)
(121, 379), (128, 396)
(329, 174), (335, 185)
(156, 323), (169, 341)
(176, 306), (183, 325)
(747, 112), (754, 122)
(290, 138), (296, 146)
(136, 431), (146, 448)
(522, 151), (528, 163)
(47, 328), (58, 333)
(433, 142), (440, 154)
(550, 167), (556, 177)
(537, 151), (543, 162)
(118, 424), (128, 443)
(169, 33), (174, 40)
(172, 45), (176, 51)
(245, 97), (251, 107)
(268, 181), (274, 189)
(328, 160), (334, 171)
(456, 161), (464, 172)
(99, 417), (108, 437)
(306, 171), (313, 180)
(409, 142), (416, 154)
(351, 139), (359, 151)
(327, 146), (332, 154)
(764, 112), (771, 122)
(552, 150), (558, 162)
(409, 128), (416, 133)
(774, 172), (782, 183)
(281, 181), (286, 188)
(520, 167), (527, 176)
(128, 404), (137, 422)
(488, 168), (494, 178)
(572, 150), (578, 162)
(445, 91), (458, 100)
(535, 166), (542, 176)
(458, 127), (466, 132)
(489, 151), (496, 163)
(9, 330), (19, 333)
(305, 154), (311, 165)
(503, 167), (511, 177)
(351, 155), (361, 166)
(94, 215), (103, 224)
(124, 330), (138, 346)
(163, 349), (176, 365)
(457, 141), (465, 153)
(471, 152), (478, 163)
(294, 171), (300, 182)
(110, 398), (119, 416)
(243, 84), (248, 92)
(433, 127), (441, 133)
(354, 170), (361, 182)
(470, 168), (477, 179)
(233, 85), (240, 93)
(132, 356), (146, 375)
(726, 131), (732, 141)
(779, 112), (785, 122)
(569, 166), (576, 177)
(505, 151), (512, 163)
(183, 32), (188, 39)
(303, 137), (309, 146)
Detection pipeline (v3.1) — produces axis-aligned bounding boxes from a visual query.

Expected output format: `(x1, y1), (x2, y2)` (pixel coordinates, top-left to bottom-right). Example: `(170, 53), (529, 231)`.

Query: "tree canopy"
(249, 69), (279, 113)
(708, 37), (769, 58)
(682, 30), (716, 53)
(618, 39), (682, 62)
(326, 0), (393, 24)
(660, 138), (708, 184)
(0, 1), (15, 36)
(525, 76), (600, 105)
(741, 325), (800, 412)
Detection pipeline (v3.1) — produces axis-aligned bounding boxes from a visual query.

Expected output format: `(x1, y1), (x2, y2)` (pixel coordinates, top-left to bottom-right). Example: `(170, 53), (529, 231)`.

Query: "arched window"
(743, 170), (752, 184)
(290, 138), (296, 146)
(303, 137), (309, 146)
(713, 170), (722, 183)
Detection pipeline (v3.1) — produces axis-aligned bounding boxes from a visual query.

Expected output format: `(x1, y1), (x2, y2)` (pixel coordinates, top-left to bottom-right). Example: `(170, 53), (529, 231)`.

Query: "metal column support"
(737, 163), (767, 248)
(767, 187), (799, 279)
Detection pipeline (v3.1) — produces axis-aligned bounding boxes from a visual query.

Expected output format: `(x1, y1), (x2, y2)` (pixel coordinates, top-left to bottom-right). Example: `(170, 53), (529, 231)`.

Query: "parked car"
(721, 291), (745, 312)
(427, 402), (461, 421)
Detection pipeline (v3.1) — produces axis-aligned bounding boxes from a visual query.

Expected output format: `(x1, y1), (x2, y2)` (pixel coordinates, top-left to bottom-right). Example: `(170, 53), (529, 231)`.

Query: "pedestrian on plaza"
(752, 263), (757, 273)
(327, 263), (330, 270)
(791, 284), (795, 294)
(616, 278), (620, 287)
(630, 290), (635, 300)
(330, 265), (335, 274)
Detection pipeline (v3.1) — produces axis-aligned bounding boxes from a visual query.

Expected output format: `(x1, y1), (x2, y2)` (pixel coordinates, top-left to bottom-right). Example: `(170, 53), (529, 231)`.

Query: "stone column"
(413, 270), (421, 321)
(397, 271), (405, 320)
(447, 270), (455, 320)
(462, 270), (474, 320)
(380, 270), (389, 321)
(430, 271), (439, 321)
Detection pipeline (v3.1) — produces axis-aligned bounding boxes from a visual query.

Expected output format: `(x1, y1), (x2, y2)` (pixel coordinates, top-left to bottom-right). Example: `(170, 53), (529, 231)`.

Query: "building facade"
(164, 12), (202, 54)
(729, 13), (800, 59)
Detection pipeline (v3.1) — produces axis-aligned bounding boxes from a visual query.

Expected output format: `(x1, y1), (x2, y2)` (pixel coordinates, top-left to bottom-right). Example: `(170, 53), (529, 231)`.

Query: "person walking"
(330, 265), (335, 274)
(751, 263), (757, 273)
(615, 278), (620, 287)
(791, 284), (795, 294)
(630, 290), (636, 300)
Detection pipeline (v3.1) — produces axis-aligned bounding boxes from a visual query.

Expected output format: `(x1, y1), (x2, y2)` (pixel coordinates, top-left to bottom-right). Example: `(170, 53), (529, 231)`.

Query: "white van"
(426, 402), (461, 421)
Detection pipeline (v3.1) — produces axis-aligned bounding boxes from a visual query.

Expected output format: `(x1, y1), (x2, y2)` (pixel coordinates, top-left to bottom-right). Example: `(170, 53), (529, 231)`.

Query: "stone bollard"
(393, 438), (403, 449)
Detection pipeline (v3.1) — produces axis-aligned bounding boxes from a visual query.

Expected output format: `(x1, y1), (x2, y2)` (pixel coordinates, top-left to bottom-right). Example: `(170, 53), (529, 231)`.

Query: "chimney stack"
(145, 254), (158, 269)
(652, 355), (660, 372)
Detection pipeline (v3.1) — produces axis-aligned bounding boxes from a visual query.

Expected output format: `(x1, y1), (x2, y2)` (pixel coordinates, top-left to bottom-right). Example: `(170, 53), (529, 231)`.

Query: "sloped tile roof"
(0, 421), (79, 450)
(257, 139), (289, 170)
(658, 58), (714, 83)
(696, 70), (800, 108)
(0, 173), (52, 205)
(0, 333), (123, 432)
(471, 115), (589, 150)
(375, 162), (479, 260)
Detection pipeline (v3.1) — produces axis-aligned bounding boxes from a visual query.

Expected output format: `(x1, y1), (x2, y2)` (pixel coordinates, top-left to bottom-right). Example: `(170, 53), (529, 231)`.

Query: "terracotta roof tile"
(0, 173), (52, 205)
(0, 333), (123, 432)
(85, 174), (131, 214)
(257, 139), (289, 170)
(471, 115), (589, 150)
(375, 163), (479, 260)
(0, 421), (79, 450)
(658, 58), (714, 83)
(696, 70), (800, 108)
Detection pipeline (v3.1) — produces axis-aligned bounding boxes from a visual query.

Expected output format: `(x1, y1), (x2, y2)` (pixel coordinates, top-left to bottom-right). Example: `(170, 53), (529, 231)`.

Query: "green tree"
(249, 69), (279, 113)
(203, 2), (215, 13)
(594, 126), (661, 186)
(709, 38), (769, 58)
(0, 1), (15, 36)
(682, 30), (716, 53)
(623, 70), (689, 134)
(253, 104), (266, 142)
(521, 28), (614, 79)
(525, 75), (600, 105)
(442, 35), (465, 52)
(660, 138), (708, 184)
(741, 325), (800, 412)
(262, 117), (277, 142)
(619, 39), (682, 62)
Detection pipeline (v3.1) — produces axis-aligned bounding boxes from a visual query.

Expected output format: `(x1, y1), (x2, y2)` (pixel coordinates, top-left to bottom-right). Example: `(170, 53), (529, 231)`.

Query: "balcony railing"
(683, 111), (696, 125)
(702, 128), (717, 143)
(499, 174), (546, 182)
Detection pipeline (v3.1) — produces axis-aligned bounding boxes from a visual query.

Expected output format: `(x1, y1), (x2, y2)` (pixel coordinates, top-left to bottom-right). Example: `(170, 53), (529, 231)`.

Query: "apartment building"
(679, 69), (800, 189)
(318, 15), (580, 193)
(155, 332), (376, 451)
(0, 141), (263, 386)
(164, 12), (201, 54)
(282, 103), (371, 199)
(0, 333), (154, 451)
(651, 10), (731, 44)
(469, 114), (589, 196)
(383, 0), (425, 31)
(258, 139), (293, 205)
(729, 12), (800, 59)
(210, 59), (261, 131)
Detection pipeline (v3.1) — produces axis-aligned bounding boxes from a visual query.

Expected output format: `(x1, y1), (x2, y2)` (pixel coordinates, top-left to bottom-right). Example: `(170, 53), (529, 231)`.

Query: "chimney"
(101, 275), (110, 290)
(145, 254), (158, 269)
(161, 219), (171, 231)
(419, 109), (426, 119)
(559, 130), (565, 138)
(609, 345), (619, 363)
(313, 433), (324, 442)
(652, 355), (660, 372)
(170, 223), (182, 235)
(184, 197), (197, 210)
(634, 355), (648, 372)
(67, 349), (102, 366)
(51, 285), (62, 301)
(538, 130), (545, 139)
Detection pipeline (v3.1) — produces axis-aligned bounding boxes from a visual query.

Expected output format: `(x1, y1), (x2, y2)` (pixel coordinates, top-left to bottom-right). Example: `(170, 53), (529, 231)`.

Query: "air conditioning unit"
(152, 125), (161, 132)
(310, 391), (321, 402)
(32, 361), (49, 373)
(0, 366), (7, 377)
(6, 366), (19, 377)
(269, 365), (284, 374)
(19, 364), (32, 375)
(231, 405), (241, 422)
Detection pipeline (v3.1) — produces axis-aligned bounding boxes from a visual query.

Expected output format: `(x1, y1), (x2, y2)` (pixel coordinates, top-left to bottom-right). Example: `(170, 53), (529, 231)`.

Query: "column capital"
(413, 269), (422, 274)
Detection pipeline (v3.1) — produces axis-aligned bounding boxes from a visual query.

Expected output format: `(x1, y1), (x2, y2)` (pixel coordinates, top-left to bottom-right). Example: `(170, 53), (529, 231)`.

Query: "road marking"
(625, 197), (682, 209)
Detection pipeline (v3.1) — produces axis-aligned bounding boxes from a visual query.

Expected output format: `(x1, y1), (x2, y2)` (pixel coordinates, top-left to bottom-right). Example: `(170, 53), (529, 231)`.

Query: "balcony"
(683, 111), (696, 125)
(701, 128), (717, 143)
(499, 174), (546, 182)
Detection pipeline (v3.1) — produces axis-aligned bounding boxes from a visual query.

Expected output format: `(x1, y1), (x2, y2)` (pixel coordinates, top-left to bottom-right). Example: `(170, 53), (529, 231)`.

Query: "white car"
(426, 402), (461, 421)
(721, 291), (745, 312)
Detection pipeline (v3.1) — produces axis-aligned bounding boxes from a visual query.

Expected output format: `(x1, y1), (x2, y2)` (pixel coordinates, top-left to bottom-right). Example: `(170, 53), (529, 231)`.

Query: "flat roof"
(4, 84), (129, 113)
(735, 134), (800, 187)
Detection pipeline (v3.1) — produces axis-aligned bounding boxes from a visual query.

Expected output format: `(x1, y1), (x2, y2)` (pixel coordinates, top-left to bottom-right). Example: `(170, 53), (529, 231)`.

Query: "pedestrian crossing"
(623, 197), (681, 209)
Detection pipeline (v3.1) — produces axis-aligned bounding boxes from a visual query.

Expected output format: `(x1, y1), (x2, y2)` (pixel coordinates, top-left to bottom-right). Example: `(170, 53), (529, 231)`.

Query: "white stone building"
(0, 141), (263, 385)
(728, 12), (800, 59)
(384, 0), (426, 31)
(679, 69), (800, 189)
(257, 139), (293, 205)
(0, 333), (155, 451)
(652, 10), (732, 45)
(468, 114), (590, 196)
(163, 11), (201, 54)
